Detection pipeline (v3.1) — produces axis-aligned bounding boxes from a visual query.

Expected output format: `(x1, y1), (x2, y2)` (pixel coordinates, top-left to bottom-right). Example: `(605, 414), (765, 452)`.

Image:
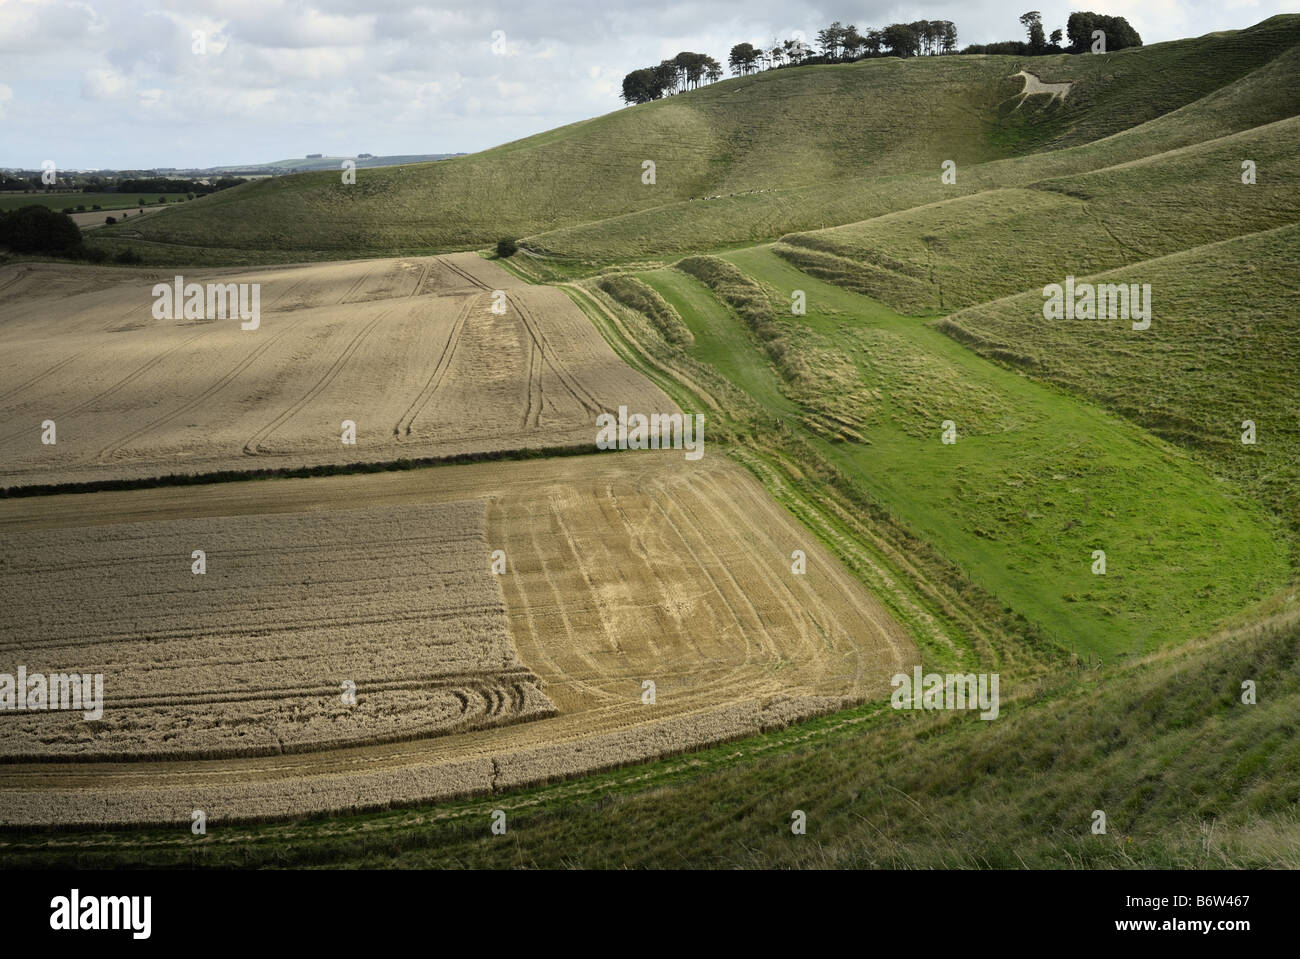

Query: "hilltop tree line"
(621, 9), (1141, 104)
(623, 19), (959, 101)
(622, 52), (725, 104)
(963, 10), (1142, 55)
(729, 19), (960, 75)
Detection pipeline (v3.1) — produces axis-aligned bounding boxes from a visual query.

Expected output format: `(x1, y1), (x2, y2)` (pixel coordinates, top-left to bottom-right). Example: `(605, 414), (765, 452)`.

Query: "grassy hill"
(86, 15), (1300, 265)
(937, 224), (1300, 560)
(526, 25), (1300, 262)
(14, 14), (1299, 870)
(632, 247), (1288, 658)
(775, 116), (1299, 312)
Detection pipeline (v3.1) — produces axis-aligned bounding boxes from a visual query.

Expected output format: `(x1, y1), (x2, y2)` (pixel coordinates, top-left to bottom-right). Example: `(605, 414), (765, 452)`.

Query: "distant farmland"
(0, 192), (190, 213)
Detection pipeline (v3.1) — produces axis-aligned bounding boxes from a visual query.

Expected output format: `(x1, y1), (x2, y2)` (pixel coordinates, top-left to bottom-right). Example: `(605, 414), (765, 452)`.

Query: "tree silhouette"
(1020, 11), (1047, 53)
(621, 68), (660, 104)
(841, 25), (864, 59)
(882, 23), (918, 57)
(1066, 11), (1143, 52)
(942, 21), (958, 53)
(728, 42), (761, 75)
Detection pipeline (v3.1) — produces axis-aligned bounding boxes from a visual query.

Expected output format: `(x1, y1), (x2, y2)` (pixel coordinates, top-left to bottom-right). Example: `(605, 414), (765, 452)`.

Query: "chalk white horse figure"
(1011, 70), (1072, 109)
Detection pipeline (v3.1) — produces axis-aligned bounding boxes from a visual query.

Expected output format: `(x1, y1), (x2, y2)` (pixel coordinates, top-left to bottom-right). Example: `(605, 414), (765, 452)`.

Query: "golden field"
(0, 501), (554, 761)
(0, 254), (673, 486)
(0, 452), (915, 826)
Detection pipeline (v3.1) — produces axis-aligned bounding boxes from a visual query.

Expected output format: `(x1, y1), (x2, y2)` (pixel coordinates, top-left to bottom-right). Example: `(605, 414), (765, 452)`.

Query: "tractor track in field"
(0, 332), (211, 448)
(393, 293), (479, 438)
(510, 291), (604, 417)
(93, 314), (315, 464)
(242, 308), (392, 455)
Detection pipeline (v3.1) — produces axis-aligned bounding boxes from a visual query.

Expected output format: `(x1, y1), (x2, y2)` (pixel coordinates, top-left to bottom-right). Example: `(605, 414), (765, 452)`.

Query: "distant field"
(0, 452), (914, 826)
(0, 192), (189, 213)
(0, 253), (673, 487)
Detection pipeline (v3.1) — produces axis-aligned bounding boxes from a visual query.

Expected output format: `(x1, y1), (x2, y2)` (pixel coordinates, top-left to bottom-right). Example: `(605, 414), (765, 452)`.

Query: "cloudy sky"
(0, 0), (1290, 169)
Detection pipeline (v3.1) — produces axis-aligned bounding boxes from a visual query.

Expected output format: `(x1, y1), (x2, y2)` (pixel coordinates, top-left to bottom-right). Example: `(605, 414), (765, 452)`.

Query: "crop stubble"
(0, 253), (671, 486)
(0, 453), (915, 826)
(0, 501), (554, 761)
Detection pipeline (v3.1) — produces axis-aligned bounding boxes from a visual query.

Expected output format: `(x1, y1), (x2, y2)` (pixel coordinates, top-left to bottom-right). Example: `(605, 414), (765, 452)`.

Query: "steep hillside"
(937, 224), (1300, 557)
(775, 116), (1300, 312)
(88, 15), (1300, 264)
(527, 26), (1300, 261)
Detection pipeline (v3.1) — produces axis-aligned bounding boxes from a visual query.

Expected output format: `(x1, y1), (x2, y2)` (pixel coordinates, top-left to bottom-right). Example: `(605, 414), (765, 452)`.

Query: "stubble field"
(0, 452), (915, 826)
(0, 501), (554, 762)
(0, 253), (673, 487)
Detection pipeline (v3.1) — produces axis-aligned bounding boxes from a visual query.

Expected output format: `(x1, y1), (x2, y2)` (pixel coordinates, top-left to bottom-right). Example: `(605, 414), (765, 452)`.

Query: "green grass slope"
(527, 26), (1300, 263)
(87, 15), (1300, 264)
(938, 223), (1300, 560)
(644, 247), (1288, 657)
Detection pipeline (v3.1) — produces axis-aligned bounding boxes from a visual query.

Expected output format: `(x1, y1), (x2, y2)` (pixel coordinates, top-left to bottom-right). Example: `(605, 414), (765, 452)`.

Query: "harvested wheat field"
(0, 451), (915, 826)
(0, 253), (672, 487)
(0, 502), (554, 761)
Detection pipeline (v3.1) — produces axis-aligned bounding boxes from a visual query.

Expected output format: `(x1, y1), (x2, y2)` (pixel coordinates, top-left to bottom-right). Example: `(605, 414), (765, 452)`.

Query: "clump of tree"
(1066, 11), (1142, 51)
(0, 206), (83, 255)
(0, 205), (145, 264)
(1021, 11), (1049, 52)
(962, 9), (1139, 55)
(621, 17), (960, 102)
(728, 42), (762, 76)
(622, 51), (723, 104)
(115, 176), (243, 196)
(496, 237), (518, 258)
(764, 20), (957, 69)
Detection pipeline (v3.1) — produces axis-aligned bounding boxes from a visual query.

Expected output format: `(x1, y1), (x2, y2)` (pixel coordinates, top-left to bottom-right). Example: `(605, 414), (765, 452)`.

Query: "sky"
(0, 0), (1292, 169)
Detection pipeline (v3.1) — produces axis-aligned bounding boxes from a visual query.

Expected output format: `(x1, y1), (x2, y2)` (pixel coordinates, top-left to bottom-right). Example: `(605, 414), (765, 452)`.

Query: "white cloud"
(0, 0), (106, 54)
(82, 68), (134, 100)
